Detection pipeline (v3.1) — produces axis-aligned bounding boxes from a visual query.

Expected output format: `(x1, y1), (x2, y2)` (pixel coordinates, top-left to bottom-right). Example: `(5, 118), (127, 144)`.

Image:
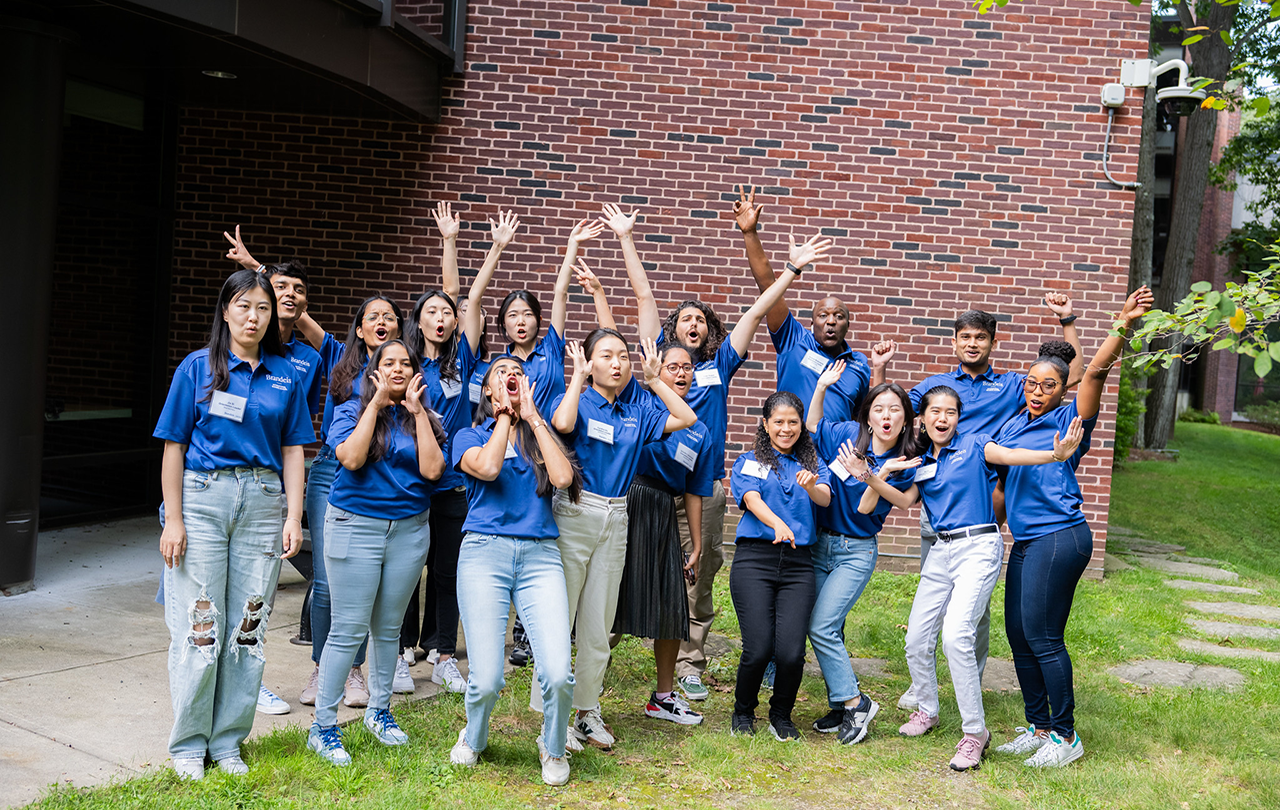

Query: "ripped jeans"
(163, 467), (285, 763)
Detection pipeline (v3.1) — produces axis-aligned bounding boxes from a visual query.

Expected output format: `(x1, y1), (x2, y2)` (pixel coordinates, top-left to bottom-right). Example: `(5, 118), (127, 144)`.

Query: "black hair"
(498, 290), (543, 343)
(475, 358), (584, 502)
(203, 270), (284, 402)
(954, 310), (997, 339)
(356, 340), (447, 466)
(658, 343), (693, 364)
(264, 260), (309, 290)
(752, 391), (820, 476)
(581, 328), (631, 388)
(329, 294), (405, 407)
(661, 300), (728, 364)
(468, 301), (491, 361)
(915, 385), (961, 452)
(404, 290), (461, 382)
(853, 382), (919, 459)
(1031, 339), (1075, 383)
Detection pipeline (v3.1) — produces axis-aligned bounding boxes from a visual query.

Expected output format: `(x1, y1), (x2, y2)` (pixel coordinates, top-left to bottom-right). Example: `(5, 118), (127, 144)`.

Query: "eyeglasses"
(1023, 378), (1060, 394)
(363, 313), (398, 325)
(663, 363), (694, 374)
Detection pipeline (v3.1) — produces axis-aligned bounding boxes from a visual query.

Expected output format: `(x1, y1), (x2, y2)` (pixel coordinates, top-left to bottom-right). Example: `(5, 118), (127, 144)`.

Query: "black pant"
(730, 541), (816, 720)
(400, 488), (468, 654)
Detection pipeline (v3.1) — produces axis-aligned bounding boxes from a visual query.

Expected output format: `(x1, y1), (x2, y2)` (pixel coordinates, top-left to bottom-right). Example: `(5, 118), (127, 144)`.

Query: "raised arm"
(516, 375), (575, 490)
(868, 339), (896, 388)
(575, 259), (617, 331)
(292, 311), (327, 352)
(224, 224), (262, 271)
(805, 359), (846, 432)
(551, 340), (589, 434)
(433, 202), (462, 302)
(403, 373), (446, 481)
(464, 209), (520, 355)
(336, 370), (392, 470)
(1076, 286), (1154, 421)
(552, 218), (606, 335)
(602, 204), (662, 341)
(796, 469), (832, 508)
(459, 383), (518, 481)
(1044, 292), (1085, 388)
(733, 184), (789, 333)
(982, 418), (1084, 467)
(728, 232), (831, 357)
(638, 338), (697, 433)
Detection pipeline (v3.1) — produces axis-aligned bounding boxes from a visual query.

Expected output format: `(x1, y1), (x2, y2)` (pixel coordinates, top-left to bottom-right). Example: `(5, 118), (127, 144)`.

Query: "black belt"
(632, 474), (678, 497)
(934, 524), (999, 543)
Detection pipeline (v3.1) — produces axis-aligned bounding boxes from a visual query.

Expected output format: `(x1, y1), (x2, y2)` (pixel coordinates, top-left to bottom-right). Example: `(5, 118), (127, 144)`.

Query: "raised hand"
(517, 374), (538, 419)
(566, 340), (589, 380)
(223, 224), (260, 270)
(575, 259), (604, 295)
(1121, 285), (1155, 325)
(404, 373), (426, 416)
(816, 358), (846, 390)
(788, 232), (835, 270)
(870, 339), (897, 370)
(569, 217), (606, 246)
(1044, 291), (1074, 319)
(598, 203), (637, 239)
(492, 370), (516, 417)
(881, 455), (923, 476)
(489, 209), (521, 249)
(367, 368), (394, 411)
(836, 439), (870, 482)
(639, 337), (661, 382)
(1052, 416), (1085, 461)
(733, 183), (763, 233)
(433, 202), (461, 240)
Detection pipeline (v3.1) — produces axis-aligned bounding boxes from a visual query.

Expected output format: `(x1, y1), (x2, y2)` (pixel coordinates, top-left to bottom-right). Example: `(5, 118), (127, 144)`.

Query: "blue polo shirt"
(327, 399), (435, 519)
(424, 339), (479, 491)
(497, 324), (565, 417)
(318, 332), (360, 446)
(281, 337), (324, 416)
(453, 419), (559, 540)
(154, 348), (315, 475)
(730, 450), (831, 547)
(910, 365), (1028, 439)
(468, 357), (491, 408)
(915, 432), (999, 534)
(551, 381), (669, 499)
(633, 387), (716, 497)
(770, 313), (871, 423)
(657, 336), (747, 480)
(812, 420), (916, 539)
(995, 399), (1096, 541)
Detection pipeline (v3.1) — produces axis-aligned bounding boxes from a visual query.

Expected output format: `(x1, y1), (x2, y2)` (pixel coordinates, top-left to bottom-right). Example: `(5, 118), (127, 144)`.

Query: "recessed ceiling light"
(201, 70), (237, 80)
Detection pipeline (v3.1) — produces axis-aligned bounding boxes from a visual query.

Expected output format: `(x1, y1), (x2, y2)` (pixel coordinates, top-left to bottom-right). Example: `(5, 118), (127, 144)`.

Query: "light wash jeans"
(904, 527), (1003, 734)
(307, 446), (366, 667)
(809, 531), (878, 709)
(164, 467), (284, 763)
(314, 504), (430, 727)
(457, 532), (574, 757)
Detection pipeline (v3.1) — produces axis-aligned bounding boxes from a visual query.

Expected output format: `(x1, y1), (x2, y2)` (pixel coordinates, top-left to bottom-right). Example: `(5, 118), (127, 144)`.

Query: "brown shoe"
(344, 666), (369, 708)
(299, 665), (319, 706)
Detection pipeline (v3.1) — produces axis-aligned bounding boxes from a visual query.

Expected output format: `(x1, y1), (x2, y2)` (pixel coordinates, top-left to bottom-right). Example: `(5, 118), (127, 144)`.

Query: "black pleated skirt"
(611, 475), (690, 641)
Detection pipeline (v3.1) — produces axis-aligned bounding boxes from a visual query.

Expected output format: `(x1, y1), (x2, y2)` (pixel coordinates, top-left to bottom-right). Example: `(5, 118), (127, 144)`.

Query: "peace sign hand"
(223, 225), (260, 270)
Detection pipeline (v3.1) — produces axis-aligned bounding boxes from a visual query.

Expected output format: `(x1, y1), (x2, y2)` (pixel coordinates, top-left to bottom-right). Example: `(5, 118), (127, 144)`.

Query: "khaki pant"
(674, 479), (726, 680)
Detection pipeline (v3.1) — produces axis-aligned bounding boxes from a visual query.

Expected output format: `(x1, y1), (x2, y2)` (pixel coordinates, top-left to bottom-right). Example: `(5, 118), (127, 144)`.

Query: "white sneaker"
(426, 648), (440, 665)
(565, 726), (584, 752)
(450, 728), (479, 766)
(401, 646), (416, 666)
(996, 726), (1049, 755)
(393, 658), (415, 693)
(537, 735), (571, 786)
(172, 757), (204, 781)
(214, 755), (249, 775)
(1024, 731), (1084, 767)
(572, 707), (615, 749)
(432, 657), (466, 693)
(256, 685), (290, 715)
(897, 684), (918, 711)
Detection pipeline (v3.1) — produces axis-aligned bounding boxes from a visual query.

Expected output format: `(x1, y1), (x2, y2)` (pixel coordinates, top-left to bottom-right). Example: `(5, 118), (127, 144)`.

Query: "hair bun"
(1037, 339), (1076, 364)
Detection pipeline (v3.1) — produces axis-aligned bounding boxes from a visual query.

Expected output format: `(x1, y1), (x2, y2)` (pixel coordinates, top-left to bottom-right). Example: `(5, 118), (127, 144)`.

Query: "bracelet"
(785, 262), (804, 275)
(285, 517), (302, 524)
(530, 421), (547, 431)
(1058, 315), (1078, 326)
(256, 263), (266, 273)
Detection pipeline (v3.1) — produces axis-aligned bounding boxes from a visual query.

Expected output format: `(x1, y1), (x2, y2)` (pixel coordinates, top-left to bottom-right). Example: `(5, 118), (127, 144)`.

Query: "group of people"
(153, 185), (1153, 785)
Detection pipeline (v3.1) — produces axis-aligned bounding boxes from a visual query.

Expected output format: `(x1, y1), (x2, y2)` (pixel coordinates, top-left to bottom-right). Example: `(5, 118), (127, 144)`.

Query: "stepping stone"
(1109, 659), (1244, 690)
(1178, 638), (1280, 663)
(852, 658), (890, 680)
(1165, 579), (1260, 596)
(704, 633), (741, 659)
(1106, 525), (1141, 536)
(1117, 540), (1186, 555)
(1187, 618), (1280, 641)
(981, 657), (1021, 693)
(1130, 556), (1239, 581)
(1185, 601), (1280, 623)
(1104, 553), (1133, 572)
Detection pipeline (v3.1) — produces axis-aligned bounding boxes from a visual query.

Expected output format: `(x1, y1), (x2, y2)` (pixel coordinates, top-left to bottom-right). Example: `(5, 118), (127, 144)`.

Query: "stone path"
(1186, 618), (1280, 641)
(1108, 659), (1245, 690)
(1164, 579), (1260, 596)
(1185, 601), (1280, 623)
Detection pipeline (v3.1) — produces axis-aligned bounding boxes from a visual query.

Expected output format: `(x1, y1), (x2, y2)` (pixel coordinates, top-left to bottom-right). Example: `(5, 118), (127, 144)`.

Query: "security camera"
(1156, 84), (1207, 117)
(1118, 58), (1207, 117)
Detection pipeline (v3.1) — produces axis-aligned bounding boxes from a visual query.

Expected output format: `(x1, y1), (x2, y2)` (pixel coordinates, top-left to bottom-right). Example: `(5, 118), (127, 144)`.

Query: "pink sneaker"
(949, 730), (991, 771)
(898, 710), (940, 737)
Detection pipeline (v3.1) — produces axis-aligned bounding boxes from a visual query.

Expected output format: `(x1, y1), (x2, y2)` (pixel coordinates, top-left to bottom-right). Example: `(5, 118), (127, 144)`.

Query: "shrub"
(1114, 361), (1148, 464)
(1178, 408), (1222, 424)
(1244, 400), (1280, 428)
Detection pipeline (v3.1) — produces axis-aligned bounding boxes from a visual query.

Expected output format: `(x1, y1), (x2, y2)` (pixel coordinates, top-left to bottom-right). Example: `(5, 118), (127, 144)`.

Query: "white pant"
(903, 528), (1003, 734)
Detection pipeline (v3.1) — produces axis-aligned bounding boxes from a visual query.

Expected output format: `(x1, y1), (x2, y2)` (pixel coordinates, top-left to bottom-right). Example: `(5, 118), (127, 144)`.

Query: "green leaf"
(1255, 351), (1272, 379)
(1205, 291), (1221, 308)
(1223, 78), (1241, 93)
(1270, 342), (1280, 362)
(1213, 98), (1229, 111)
(1219, 294), (1238, 316)
(1204, 309), (1222, 329)
(1191, 280), (1213, 293)
(1273, 1), (1280, 19)
(1182, 34), (1204, 45)
(1253, 97), (1271, 117)
(1130, 337), (1142, 351)
(1220, 30), (1233, 47)
(1212, 336), (1236, 350)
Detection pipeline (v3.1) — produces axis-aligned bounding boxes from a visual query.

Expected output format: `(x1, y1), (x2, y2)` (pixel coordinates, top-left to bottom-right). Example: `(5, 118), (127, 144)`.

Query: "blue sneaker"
(363, 707), (410, 746)
(762, 660), (776, 691)
(308, 724), (352, 766)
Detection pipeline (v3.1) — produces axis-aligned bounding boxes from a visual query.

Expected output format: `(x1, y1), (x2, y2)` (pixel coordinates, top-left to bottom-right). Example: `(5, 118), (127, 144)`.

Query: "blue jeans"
(314, 505), (431, 727)
(809, 531), (878, 708)
(457, 533), (574, 757)
(1005, 521), (1092, 736)
(307, 446), (366, 667)
(164, 467), (284, 762)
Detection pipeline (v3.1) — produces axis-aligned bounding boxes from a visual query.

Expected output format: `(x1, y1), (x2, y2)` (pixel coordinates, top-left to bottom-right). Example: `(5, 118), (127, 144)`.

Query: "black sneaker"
(730, 713), (756, 737)
(813, 707), (844, 733)
(508, 638), (532, 667)
(769, 716), (801, 742)
(837, 694), (879, 745)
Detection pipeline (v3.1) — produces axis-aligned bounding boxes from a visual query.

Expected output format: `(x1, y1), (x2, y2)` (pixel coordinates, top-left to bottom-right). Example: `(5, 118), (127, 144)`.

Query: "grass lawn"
(29, 423), (1280, 809)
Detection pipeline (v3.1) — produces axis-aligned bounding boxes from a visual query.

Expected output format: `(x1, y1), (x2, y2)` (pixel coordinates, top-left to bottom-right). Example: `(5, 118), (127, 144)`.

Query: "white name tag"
(801, 349), (831, 375)
(439, 377), (463, 399)
(914, 464), (938, 482)
(469, 382), (482, 404)
(694, 367), (722, 387)
(830, 460), (851, 481)
(504, 442), (517, 460)
(587, 418), (614, 444)
(429, 409), (444, 422)
(210, 390), (247, 423)
(674, 442), (698, 471)
(741, 459), (769, 479)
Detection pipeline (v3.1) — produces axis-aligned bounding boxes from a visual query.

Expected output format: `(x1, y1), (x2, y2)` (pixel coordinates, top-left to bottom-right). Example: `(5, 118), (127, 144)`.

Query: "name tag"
(830, 460), (851, 481)
(801, 349), (831, 375)
(587, 419), (614, 444)
(741, 459), (769, 479)
(469, 382), (482, 404)
(914, 464), (938, 482)
(439, 377), (463, 399)
(429, 409), (444, 422)
(504, 442), (517, 460)
(210, 390), (247, 423)
(694, 367), (722, 387)
(674, 442), (698, 471)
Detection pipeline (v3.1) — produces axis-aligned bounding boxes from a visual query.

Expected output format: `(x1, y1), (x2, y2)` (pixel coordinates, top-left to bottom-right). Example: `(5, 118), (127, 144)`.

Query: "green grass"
(28, 422), (1280, 809)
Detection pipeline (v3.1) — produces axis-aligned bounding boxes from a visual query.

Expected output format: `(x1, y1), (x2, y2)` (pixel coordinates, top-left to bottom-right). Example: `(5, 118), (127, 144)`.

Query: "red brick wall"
(169, 0), (1148, 577)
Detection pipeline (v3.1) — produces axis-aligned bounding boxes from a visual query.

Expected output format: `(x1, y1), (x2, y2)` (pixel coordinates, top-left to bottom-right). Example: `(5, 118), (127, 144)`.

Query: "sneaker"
(678, 674), (709, 702)
(769, 715), (801, 742)
(393, 658), (415, 693)
(897, 684), (918, 711)
(564, 728), (584, 753)
(730, 713), (756, 737)
(572, 707), (615, 749)
(344, 666), (370, 708)
(949, 730), (991, 772)
(509, 642), (531, 667)
(214, 755), (248, 776)
(1024, 731), (1084, 768)
(256, 685), (290, 715)
(996, 726), (1049, 755)
(363, 707), (409, 746)
(401, 646), (416, 666)
(289, 634), (309, 647)
(762, 660), (776, 691)
(307, 724), (351, 766)
(450, 728), (479, 766)
(537, 734), (571, 786)
(425, 648), (439, 665)
(172, 757), (204, 781)
(813, 707), (844, 733)
(431, 657), (466, 693)
(645, 692), (704, 725)
(299, 665), (319, 706)
(898, 710), (940, 737)
(837, 694), (879, 745)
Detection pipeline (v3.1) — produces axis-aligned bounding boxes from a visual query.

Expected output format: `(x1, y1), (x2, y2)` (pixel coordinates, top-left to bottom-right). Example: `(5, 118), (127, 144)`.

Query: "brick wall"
(169, 0), (1148, 577)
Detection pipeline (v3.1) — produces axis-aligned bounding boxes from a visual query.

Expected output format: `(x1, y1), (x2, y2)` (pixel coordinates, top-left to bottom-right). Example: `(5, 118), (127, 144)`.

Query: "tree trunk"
(1128, 83), (1156, 448)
